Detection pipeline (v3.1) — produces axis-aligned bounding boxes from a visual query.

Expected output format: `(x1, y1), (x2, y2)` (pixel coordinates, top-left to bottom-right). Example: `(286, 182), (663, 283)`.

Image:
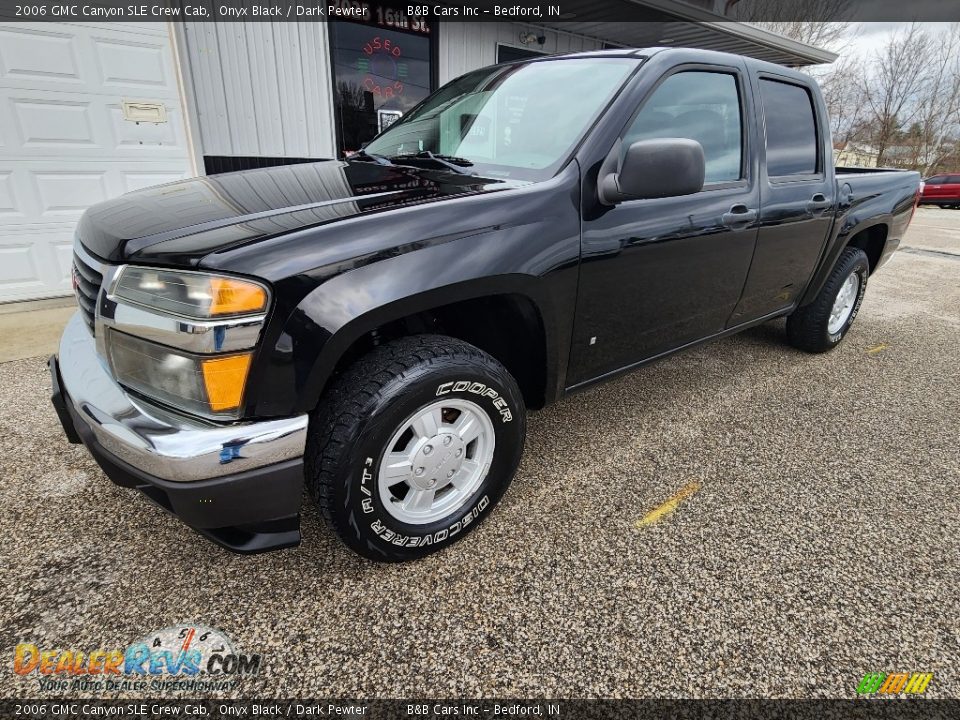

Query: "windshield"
(364, 58), (639, 181)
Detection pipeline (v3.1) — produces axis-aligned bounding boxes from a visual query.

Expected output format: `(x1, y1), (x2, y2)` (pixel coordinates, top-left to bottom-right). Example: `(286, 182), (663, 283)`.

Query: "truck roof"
(532, 46), (815, 83)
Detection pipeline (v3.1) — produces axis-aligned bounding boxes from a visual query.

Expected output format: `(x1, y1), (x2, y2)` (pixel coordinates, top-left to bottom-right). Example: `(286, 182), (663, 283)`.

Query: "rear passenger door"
(729, 74), (835, 324)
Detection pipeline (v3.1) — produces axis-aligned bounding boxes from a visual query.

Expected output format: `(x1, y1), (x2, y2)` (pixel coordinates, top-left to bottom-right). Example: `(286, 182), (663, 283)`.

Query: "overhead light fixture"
(519, 31), (538, 45)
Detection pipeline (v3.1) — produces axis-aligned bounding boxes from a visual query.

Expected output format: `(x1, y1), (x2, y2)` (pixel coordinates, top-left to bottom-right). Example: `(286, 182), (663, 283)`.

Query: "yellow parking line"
(635, 481), (701, 528)
(866, 343), (890, 355)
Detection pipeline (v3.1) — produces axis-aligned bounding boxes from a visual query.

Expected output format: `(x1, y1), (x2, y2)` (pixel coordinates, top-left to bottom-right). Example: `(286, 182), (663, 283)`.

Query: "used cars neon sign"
(362, 36), (404, 98)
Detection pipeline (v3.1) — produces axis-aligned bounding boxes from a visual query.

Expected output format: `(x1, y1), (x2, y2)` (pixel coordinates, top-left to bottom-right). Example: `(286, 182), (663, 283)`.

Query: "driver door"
(568, 64), (760, 386)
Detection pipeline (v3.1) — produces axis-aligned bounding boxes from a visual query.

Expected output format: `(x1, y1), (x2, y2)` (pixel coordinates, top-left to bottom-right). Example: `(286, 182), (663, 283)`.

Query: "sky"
(837, 22), (954, 61)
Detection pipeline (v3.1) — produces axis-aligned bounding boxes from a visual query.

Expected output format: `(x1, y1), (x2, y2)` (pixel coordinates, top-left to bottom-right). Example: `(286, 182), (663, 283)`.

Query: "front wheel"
(306, 335), (526, 562)
(786, 247), (869, 353)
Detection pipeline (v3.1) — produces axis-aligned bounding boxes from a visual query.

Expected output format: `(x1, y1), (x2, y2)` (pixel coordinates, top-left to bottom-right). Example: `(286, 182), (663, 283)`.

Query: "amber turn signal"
(201, 353), (252, 412)
(209, 278), (267, 316)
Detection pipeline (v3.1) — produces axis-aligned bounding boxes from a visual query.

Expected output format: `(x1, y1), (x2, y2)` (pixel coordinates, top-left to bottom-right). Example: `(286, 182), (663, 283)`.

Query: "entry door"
(729, 76), (834, 323)
(0, 22), (191, 302)
(569, 67), (759, 385)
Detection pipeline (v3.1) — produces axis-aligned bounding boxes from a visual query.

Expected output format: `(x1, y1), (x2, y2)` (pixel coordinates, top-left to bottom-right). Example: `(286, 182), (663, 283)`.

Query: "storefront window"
(329, 20), (433, 155)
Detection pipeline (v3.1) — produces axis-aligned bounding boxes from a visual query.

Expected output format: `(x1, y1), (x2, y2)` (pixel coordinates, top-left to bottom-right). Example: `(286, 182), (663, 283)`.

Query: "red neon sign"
(362, 36), (404, 99)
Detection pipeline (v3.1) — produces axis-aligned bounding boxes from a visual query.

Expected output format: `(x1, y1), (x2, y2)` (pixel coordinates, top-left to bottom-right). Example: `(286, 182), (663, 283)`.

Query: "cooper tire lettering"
(434, 379), (514, 423)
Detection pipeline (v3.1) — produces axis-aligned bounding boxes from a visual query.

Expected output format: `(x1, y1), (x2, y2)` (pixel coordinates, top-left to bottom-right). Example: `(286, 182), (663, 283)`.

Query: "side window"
(948, 176), (960, 184)
(760, 79), (819, 177)
(622, 71), (743, 184)
(926, 175), (947, 184)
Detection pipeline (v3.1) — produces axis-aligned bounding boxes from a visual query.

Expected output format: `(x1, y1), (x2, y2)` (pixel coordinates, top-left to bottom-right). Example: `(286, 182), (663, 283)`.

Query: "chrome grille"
(72, 249), (103, 334)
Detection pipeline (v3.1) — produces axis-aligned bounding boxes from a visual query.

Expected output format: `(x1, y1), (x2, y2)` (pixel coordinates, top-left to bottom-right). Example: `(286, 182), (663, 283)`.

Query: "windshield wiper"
(352, 149), (393, 166)
(421, 151), (474, 167)
(390, 151), (475, 175)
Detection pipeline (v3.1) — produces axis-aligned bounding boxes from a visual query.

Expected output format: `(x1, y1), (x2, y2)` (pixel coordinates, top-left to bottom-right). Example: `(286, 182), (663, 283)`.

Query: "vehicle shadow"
(295, 317), (795, 568)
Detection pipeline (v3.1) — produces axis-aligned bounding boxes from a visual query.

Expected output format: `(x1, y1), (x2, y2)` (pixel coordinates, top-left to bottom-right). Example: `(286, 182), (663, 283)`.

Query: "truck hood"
(77, 159), (515, 264)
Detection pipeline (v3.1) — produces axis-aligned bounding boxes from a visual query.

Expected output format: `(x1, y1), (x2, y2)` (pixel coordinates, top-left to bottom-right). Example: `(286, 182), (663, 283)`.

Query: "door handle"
(721, 204), (758, 228)
(806, 193), (832, 214)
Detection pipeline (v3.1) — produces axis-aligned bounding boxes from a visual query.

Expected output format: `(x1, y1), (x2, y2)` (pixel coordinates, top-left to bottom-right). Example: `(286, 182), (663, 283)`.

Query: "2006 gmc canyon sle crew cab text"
(50, 48), (921, 561)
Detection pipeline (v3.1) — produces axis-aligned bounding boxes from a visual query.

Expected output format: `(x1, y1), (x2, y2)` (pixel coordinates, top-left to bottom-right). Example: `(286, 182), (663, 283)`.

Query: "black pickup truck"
(51, 48), (921, 561)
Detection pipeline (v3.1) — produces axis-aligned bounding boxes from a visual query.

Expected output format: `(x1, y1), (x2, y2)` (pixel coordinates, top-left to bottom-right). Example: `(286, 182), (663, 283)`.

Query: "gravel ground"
(1, 207), (958, 700)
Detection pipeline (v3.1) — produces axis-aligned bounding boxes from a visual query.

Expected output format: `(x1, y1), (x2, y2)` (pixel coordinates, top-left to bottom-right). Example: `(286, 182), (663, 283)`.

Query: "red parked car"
(920, 174), (960, 207)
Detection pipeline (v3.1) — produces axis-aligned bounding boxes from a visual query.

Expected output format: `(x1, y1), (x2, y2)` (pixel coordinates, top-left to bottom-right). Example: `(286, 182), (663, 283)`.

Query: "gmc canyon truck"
(50, 48), (921, 561)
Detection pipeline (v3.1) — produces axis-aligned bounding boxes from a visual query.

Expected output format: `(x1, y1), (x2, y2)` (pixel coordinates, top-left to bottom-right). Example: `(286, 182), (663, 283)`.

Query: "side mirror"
(599, 138), (705, 205)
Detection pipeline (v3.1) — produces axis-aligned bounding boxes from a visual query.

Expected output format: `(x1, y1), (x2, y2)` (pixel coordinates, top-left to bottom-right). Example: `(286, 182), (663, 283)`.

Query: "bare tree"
(856, 23), (932, 166)
(727, 0), (855, 51)
(910, 24), (960, 174)
(746, 20), (851, 51)
(816, 55), (867, 145)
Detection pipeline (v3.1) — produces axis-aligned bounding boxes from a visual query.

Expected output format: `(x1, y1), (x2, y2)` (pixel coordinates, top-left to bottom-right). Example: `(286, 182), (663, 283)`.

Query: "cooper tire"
(786, 246), (869, 353)
(306, 335), (526, 562)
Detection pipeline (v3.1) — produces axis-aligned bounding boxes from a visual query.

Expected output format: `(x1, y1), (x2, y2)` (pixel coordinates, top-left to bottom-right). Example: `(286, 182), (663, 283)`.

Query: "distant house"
(834, 141), (879, 168)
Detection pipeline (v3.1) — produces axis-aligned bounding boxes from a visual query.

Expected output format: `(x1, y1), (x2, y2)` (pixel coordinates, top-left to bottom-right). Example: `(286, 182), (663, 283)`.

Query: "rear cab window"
(759, 78), (820, 178)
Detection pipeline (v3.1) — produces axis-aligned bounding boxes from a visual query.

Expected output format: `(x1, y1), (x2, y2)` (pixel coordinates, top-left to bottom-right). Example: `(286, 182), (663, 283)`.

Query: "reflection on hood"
(77, 159), (518, 263)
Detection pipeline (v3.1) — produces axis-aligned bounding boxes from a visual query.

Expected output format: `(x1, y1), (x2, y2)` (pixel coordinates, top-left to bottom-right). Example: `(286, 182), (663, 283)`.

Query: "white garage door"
(0, 22), (192, 303)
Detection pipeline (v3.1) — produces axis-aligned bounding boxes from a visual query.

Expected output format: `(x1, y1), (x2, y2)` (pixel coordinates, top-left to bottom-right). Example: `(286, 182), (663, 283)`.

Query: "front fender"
(300, 272), (553, 414)
(246, 220), (580, 417)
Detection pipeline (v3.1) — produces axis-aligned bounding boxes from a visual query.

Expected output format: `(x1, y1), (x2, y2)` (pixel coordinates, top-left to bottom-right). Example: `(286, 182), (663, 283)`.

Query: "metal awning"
(514, 0), (839, 66)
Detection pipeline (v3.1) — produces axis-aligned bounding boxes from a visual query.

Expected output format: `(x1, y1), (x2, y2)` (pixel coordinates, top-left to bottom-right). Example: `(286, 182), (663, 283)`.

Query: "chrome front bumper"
(58, 311), (308, 483)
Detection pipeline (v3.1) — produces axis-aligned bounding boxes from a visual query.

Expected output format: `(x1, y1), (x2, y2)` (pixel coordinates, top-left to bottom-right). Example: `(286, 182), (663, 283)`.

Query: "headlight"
(114, 266), (267, 318)
(102, 266), (270, 419)
(107, 330), (252, 418)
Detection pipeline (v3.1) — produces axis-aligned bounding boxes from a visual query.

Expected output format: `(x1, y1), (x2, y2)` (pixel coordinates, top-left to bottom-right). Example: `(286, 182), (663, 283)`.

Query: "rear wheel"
(306, 335), (526, 561)
(786, 247), (869, 353)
